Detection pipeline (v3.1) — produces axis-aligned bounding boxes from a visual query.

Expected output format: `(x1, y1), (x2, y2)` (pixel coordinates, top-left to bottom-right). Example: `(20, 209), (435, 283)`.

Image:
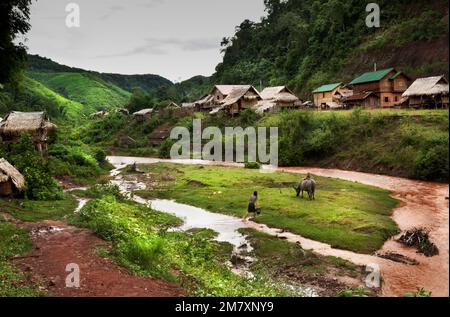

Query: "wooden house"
(402, 76), (449, 109)
(312, 83), (343, 109)
(90, 110), (108, 119)
(210, 86), (262, 116)
(344, 92), (380, 109)
(0, 158), (25, 197)
(0, 111), (57, 153)
(256, 86), (301, 113)
(348, 68), (410, 108)
(149, 123), (171, 147)
(133, 108), (153, 122)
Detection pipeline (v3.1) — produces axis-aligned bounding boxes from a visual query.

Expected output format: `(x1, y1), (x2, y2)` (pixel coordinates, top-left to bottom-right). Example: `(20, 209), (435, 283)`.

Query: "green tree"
(0, 0), (32, 85)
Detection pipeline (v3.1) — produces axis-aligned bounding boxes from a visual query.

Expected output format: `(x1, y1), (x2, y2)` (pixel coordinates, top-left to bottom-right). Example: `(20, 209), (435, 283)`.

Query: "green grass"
(133, 163), (399, 254)
(0, 194), (78, 222)
(29, 72), (130, 111)
(0, 220), (43, 296)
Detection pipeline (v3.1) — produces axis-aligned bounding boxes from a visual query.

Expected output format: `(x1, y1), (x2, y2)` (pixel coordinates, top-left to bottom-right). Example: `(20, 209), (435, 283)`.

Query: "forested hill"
(27, 54), (173, 93)
(213, 0), (449, 98)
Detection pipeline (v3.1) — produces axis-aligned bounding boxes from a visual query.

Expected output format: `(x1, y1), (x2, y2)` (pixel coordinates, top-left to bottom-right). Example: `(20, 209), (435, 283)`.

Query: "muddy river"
(107, 156), (449, 297)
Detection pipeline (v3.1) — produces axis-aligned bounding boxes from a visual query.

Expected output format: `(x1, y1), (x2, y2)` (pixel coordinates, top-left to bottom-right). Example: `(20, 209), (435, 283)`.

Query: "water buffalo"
(294, 179), (316, 200)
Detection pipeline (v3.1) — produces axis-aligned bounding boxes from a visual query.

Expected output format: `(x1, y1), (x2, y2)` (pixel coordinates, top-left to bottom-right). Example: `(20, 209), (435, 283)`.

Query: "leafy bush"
(414, 140), (449, 182)
(159, 139), (176, 158)
(5, 135), (63, 200)
(245, 161), (261, 169)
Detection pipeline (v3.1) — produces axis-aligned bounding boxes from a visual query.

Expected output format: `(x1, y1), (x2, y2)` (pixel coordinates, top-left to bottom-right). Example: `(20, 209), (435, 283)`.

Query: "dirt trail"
(3, 217), (184, 297)
(277, 167), (449, 297)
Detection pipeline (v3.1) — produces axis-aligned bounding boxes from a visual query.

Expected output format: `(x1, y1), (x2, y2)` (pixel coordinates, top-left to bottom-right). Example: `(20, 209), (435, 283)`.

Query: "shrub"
(245, 161), (261, 169)
(159, 139), (176, 159)
(7, 135), (63, 200)
(414, 142), (449, 182)
(116, 236), (165, 270)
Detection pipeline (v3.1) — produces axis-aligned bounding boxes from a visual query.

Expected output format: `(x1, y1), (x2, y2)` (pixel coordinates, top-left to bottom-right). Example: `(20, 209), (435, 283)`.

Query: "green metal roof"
(390, 70), (402, 80)
(349, 68), (394, 85)
(312, 82), (342, 94)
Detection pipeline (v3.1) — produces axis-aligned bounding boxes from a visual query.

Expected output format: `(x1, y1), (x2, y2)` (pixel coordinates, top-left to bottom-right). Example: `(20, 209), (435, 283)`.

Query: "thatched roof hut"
(403, 76), (449, 97)
(0, 158), (25, 196)
(0, 112), (57, 152)
(258, 86), (301, 112)
(133, 108), (153, 122)
(0, 111), (56, 136)
(402, 76), (449, 108)
(90, 110), (108, 119)
(210, 86), (261, 116)
(167, 102), (180, 109)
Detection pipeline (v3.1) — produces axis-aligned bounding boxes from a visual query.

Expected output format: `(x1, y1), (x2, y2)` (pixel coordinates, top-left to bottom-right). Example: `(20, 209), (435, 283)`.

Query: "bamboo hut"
(256, 86), (301, 113)
(402, 76), (449, 108)
(0, 158), (25, 197)
(89, 110), (108, 119)
(0, 111), (57, 152)
(149, 123), (171, 146)
(210, 86), (262, 116)
(133, 108), (153, 122)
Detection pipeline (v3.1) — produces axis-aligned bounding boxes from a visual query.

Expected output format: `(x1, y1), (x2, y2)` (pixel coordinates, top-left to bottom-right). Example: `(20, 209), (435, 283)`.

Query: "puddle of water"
(149, 199), (253, 253)
(74, 198), (89, 214)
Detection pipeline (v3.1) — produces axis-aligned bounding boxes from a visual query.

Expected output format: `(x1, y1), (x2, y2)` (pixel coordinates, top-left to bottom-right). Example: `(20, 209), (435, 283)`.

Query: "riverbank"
(109, 156), (449, 297)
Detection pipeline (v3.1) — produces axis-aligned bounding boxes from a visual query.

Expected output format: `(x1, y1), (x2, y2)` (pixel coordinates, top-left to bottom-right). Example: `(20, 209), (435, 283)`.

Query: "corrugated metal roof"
(349, 68), (394, 85)
(312, 82), (342, 94)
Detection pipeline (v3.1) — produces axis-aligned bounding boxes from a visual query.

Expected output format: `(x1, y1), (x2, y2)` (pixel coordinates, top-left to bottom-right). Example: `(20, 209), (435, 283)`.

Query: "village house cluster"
(170, 68), (449, 117)
(312, 68), (449, 110)
(181, 85), (304, 116)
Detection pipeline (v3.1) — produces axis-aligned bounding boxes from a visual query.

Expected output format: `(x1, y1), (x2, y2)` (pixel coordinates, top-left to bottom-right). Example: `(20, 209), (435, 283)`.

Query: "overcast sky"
(24, 0), (267, 82)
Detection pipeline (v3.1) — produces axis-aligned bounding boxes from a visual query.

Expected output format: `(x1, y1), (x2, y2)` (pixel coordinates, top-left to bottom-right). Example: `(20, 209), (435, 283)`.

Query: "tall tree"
(0, 0), (33, 85)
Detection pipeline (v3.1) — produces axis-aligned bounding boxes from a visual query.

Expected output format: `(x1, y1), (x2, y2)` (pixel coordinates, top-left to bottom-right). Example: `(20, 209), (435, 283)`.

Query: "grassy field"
(132, 163), (399, 254)
(0, 195), (78, 222)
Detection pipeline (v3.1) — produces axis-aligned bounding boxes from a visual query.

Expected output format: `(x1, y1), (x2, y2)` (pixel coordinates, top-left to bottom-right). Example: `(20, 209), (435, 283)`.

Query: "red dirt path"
(8, 219), (184, 297)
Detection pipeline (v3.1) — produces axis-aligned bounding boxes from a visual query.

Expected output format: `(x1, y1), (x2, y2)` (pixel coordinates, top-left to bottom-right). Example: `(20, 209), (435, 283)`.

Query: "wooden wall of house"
(314, 90), (336, 107)
(211, 88), (226, 104)
(0, 181), (13, 196)
(380, 92), (403, 107)
(393, 75), (409, 92)
(352, 82), (380, 94)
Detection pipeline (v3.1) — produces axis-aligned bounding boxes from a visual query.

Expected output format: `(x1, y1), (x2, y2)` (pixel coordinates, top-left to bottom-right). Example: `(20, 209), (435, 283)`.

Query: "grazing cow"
(294, 179), (316, 200)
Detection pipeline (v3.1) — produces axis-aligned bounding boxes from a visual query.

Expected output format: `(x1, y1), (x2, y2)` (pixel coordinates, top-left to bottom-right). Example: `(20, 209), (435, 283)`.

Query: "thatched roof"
(213, 85), (251, 96)
(260, 86), (300, 104)
(254, 102), (276, 114)
(221, 86), (261, 107)
(0, 111), (56, 136)
(167, 102), (180, 108)
(133, 108), (153, 116)
(0, 158), (25, 190)
(403, 76), (449, 97)
(90, 110), (108, 119)
(182, 102), (196, 108)
(196, 94), (214, 105)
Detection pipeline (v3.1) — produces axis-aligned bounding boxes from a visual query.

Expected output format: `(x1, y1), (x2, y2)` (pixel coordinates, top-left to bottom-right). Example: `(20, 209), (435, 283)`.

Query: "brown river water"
(107, 157), (449, 297)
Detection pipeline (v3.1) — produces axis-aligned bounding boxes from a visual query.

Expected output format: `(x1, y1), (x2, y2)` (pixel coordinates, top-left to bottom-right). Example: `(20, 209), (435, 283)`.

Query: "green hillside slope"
(28, 72), (130, 111)
(27, 54), (173, 93)
(0, 77), (89, 120)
